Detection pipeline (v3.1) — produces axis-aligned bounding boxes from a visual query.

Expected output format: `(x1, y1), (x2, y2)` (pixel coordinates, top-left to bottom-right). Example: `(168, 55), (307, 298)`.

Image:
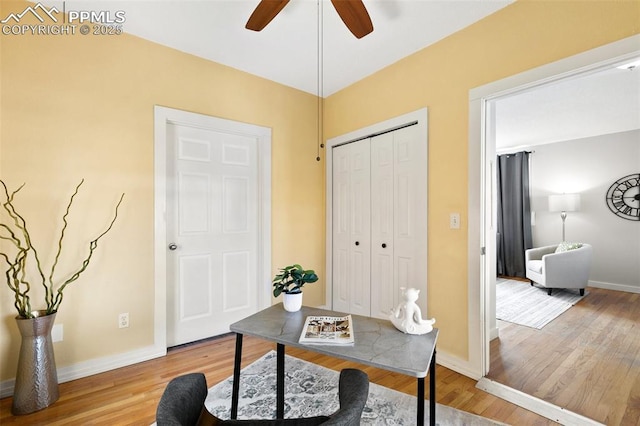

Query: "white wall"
(528, 130), (640, 292)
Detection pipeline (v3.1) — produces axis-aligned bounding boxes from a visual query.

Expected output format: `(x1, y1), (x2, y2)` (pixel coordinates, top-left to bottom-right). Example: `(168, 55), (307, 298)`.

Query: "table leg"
(417, 377), (425, 426)
(430, 348), (436, 426)
(276, 343), (285, 419)
(231, 333), (243, 420)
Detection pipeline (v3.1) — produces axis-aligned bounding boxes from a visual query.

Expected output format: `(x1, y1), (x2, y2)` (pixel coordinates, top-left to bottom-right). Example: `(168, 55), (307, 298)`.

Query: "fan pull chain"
(316, 0), (324, 162)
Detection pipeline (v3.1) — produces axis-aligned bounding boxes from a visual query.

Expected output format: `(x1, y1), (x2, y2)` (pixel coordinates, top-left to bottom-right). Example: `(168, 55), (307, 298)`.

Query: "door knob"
(382, 243), (387, 248)
(168, 243), (178, 251)
(355, 241), (360, 246)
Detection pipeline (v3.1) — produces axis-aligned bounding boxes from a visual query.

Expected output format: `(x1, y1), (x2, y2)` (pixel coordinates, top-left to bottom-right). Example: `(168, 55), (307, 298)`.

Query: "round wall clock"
(605, 173), (640, 221)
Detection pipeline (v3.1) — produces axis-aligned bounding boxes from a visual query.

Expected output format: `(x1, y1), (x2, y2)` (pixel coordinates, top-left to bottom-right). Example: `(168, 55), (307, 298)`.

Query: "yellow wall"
(0, 1), (325, 381)
(324, 0), (639, 357)
(1, 0), (638, 383)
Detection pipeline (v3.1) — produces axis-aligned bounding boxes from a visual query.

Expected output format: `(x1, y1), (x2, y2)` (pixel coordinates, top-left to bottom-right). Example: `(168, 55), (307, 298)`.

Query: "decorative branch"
(47, 179), (84, 311)
(49, 192), (125, 314)
(1, 181), (47, 317)
(0, 179), (124, 318)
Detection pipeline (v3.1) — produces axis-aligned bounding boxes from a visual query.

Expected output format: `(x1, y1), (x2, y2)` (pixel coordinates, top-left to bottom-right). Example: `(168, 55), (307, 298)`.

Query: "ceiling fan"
(246, 0), (374, 39)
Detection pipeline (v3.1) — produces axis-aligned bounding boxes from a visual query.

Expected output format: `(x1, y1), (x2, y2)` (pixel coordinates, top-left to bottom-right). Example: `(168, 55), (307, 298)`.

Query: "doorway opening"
(468, 35), (640, 423)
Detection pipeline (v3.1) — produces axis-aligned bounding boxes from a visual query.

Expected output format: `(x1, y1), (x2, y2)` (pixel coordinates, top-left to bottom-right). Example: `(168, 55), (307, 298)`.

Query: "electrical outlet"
(118, 313), (129, 329)
(52, 324), (63, 342)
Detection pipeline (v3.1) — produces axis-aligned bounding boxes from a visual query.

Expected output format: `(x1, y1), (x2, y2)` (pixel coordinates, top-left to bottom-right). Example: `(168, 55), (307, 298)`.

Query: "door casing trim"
(467, 34), (640, 422)
(324, 108), (428, 312)
(154, 106), (272, 350)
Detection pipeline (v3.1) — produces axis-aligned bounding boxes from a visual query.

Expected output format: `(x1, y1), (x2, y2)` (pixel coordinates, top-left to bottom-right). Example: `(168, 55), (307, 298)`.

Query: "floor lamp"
(549, 193), (581, 242)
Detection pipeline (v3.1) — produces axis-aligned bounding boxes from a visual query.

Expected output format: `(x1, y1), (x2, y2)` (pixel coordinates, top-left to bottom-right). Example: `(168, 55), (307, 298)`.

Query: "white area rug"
(206, 351), (506, 425)
(496, 278), (587, 329)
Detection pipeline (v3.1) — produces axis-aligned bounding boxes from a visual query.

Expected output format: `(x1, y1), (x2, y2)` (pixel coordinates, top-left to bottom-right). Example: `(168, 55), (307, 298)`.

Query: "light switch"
(450, 213), (461, 229)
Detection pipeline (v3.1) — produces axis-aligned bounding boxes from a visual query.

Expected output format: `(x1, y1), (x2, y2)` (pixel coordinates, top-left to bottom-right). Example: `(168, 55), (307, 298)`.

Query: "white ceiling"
(47, 0), (514, 96)
(495, 63), (640, 150)
(40, 1), (640, 146)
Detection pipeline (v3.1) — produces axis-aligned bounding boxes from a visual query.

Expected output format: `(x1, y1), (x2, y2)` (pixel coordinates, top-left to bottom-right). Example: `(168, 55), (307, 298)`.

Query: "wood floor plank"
(619, 369), (640, 426)
(1, 333), (557, 425)
(488, 285), (640, 425)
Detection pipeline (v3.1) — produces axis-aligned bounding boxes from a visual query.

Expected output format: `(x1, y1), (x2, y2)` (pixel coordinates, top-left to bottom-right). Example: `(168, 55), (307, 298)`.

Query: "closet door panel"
(371, 133), (395, 319)
(371, 252), (394, 319)
(349, 250), (370, 314)
(332, 140), (371, 315)
(393, 125), (428, 313)
(332, 145), (352, 313)
(397, 256), (412, 289)
(331, 121), (426, 318)
(348, 140), (371, 316)
(333, 247), (350, 311)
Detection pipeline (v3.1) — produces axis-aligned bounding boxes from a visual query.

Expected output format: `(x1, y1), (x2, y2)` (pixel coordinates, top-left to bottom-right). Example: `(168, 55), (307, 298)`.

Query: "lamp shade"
(548, 193), (581, 212)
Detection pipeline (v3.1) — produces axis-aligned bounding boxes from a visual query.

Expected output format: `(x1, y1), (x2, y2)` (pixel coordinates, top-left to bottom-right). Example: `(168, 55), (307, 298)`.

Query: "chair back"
(322, 368), (369, 425)
(157, 373), (209, 426)
(157, 368), (369, 426)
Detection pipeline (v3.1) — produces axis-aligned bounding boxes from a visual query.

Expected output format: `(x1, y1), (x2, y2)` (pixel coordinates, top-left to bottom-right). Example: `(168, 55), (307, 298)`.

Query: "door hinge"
(481, 247), (486, 256)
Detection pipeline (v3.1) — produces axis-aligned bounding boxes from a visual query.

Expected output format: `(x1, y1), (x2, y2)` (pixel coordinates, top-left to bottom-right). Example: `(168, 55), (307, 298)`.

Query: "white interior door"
(332, 125), (427, 318)
(166, 123), (259, 346)
(370, 132), (395, 318)
(485, 99), (498, 351)
(391, 125), (428, 314)
(371, 125), (428, 319)
(332, 140), (371, 315)
(327, 109), (428, 320)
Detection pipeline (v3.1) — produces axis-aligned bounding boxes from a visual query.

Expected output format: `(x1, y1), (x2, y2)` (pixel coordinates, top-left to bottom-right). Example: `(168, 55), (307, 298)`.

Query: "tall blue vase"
(12, 310), (59, 415)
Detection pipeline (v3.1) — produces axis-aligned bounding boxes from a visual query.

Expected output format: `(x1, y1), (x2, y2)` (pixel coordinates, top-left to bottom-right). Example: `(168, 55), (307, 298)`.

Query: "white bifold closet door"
(332, 138), (371, 316)
(332, 124), (427, 319)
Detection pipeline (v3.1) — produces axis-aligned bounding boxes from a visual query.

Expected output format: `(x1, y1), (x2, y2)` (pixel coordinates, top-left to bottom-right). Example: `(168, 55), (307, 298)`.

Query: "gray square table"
(229, 304), (439, 426)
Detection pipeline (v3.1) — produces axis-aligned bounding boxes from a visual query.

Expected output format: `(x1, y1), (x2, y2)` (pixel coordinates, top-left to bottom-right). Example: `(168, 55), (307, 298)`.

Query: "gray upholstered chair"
(525, 243), (592, 295)
(156, 369), (369, 426)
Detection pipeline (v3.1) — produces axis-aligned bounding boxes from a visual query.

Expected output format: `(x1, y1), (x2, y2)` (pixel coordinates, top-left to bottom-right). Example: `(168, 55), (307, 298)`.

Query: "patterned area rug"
(206, 351), (506, 425)
(496, 278), (587, 329)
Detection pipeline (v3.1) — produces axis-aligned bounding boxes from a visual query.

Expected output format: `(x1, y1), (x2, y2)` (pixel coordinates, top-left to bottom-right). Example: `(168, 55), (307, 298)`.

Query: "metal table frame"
(229, 304), (438, 426)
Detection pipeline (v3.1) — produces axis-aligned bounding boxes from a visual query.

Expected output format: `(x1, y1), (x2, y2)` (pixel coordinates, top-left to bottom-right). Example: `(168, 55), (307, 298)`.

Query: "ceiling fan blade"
(330, 0), (373, 39)
(246, 0), (290, 31)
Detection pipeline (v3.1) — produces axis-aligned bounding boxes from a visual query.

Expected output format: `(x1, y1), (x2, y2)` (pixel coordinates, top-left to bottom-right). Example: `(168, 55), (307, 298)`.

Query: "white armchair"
(525, 243), (592, 296)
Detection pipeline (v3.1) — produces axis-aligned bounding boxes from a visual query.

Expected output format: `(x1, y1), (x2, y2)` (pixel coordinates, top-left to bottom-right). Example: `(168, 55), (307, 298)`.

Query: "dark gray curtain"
(497, 151), (533, 278)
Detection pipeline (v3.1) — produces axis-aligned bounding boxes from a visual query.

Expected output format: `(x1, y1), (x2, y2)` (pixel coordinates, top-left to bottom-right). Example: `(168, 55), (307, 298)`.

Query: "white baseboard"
(0, 344), (166, 399)
(490, 326), (499, 341)
(476, 377), (605, 426)
(437, 349), (482, 380)
(589, 280), (640, 294)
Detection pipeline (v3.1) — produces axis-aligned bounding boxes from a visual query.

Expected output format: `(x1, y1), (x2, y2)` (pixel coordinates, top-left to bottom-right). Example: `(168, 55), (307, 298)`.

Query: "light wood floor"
(0, 334), (556, 425)
(488, 285), (640, 425)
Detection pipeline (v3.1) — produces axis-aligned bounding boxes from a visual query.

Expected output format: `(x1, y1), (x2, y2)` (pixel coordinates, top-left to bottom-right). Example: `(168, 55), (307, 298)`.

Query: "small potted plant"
(272, 264), (318, 312)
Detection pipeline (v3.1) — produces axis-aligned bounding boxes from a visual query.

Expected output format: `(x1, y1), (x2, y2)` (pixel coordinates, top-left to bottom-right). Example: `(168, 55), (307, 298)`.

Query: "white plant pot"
(283, 292), (303, 312)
